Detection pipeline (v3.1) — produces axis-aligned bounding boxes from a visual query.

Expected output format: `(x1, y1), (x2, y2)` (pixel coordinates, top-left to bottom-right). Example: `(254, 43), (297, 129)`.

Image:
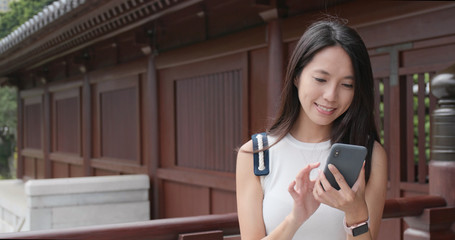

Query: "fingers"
(313, 172), (324, 196)
(315, 169), (330, 191)
(327, 164), (351, 191)
(288, 180), (298, 199)
(296, 162), (321, 180)
(352, 161), (366, 192)
(289, 162), (321, 198)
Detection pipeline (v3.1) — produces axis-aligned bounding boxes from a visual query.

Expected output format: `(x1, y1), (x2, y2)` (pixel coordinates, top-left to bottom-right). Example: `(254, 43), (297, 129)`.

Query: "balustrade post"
(429, 64), (455, 205)
(403, 64), (455, 240)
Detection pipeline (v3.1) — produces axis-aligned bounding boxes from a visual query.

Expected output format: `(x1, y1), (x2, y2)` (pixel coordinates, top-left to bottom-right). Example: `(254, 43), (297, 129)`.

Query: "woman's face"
(295, 45), (355, 128)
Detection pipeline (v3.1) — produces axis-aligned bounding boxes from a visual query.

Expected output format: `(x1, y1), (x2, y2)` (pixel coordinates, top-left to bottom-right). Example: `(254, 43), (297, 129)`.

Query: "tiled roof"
(0, 0), (194, 77)
(0, 0), (87, 55)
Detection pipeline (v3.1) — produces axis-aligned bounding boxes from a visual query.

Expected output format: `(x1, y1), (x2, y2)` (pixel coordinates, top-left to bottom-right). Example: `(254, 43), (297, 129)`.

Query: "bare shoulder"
(239, 139), (254, 153)
(236, 140), (254, 172)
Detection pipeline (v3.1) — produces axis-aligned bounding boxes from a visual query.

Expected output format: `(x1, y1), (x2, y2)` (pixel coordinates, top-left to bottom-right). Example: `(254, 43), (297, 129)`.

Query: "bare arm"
(236, 140), (267, 239)
(360, 141), (388, 239)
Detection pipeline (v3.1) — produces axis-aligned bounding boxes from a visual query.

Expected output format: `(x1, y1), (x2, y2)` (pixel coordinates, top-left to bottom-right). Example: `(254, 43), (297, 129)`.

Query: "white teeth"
(317, 104), (334, 112)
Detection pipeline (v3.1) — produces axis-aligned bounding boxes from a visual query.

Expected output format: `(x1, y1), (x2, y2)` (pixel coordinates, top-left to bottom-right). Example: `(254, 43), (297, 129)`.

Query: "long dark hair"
(268, 19), (379, 182)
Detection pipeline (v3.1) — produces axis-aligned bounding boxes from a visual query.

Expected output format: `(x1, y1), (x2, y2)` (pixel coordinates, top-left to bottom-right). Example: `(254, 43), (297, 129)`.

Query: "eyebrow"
(314, 69), (355, 80)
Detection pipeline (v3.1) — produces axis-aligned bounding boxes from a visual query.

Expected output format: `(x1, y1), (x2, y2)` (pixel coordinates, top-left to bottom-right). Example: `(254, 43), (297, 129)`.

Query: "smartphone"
(323, 143), (367, 190)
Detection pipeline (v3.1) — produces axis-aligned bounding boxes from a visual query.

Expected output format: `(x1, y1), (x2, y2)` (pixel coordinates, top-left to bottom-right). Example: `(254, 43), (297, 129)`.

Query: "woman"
(236, 19), (388, 240)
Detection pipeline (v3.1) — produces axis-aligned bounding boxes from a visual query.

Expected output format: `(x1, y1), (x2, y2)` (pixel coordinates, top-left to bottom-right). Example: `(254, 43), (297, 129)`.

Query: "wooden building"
(0, 0), (454, 239)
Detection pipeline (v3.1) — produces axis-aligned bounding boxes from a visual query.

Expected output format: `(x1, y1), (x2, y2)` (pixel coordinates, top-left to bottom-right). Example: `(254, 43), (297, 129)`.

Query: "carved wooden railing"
(0, 195), (452, 240)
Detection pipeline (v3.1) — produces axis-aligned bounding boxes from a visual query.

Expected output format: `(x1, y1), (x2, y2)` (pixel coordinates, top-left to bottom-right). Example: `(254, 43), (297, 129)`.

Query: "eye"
(342, 83), (354, 89)
(314, 77), (326, 83)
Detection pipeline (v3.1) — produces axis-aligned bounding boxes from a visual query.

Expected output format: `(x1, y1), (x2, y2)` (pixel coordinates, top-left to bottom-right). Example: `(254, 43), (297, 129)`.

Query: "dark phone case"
(323, 143), (367, 190)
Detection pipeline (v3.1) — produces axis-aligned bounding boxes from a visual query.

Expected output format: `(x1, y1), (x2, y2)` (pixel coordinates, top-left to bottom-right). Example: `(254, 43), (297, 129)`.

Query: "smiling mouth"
(315, 103), (336, 112)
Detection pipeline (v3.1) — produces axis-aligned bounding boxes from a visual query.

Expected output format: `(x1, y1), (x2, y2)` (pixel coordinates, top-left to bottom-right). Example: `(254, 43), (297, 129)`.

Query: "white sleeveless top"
(261, 133), (346, 240)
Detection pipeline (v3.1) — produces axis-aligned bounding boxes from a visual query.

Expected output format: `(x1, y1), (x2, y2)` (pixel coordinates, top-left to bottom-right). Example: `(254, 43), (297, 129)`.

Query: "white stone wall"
(0, 179), (26, 232)
(0, 174), (150, 232)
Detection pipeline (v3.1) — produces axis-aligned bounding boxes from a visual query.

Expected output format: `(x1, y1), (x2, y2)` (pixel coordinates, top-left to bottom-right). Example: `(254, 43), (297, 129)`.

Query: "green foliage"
(412, 73), (431, 163)
(0, 0), (54, 39)
(0, 86), (17, 133)
(378, 81), (385, 145)
(0, 86), (17, 179)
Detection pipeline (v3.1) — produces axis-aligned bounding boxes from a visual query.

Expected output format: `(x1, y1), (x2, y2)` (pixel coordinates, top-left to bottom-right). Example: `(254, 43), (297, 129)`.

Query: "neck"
(290, 111), (331, 143)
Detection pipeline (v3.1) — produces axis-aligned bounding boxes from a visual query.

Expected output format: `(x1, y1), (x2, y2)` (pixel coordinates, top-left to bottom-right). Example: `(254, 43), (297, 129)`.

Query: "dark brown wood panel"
(36, 158), (45, 179)
(248, 47), (269, 134)
(163, 180), (210, 218)
(23, 102), (42, 149)
(157, 52), (248, 218)
(52, 161), (69, 178)
(159, 52), (249, 169)
(52, 89), (81, 154)
(86, 59), (149, 175)
(210, 189), (237, 214)
(69, 164), (84, 177)
(23, 157), (35, 179)
(401, 43), (455, 68)
(101, 87), (138, 160)
(97, 76), (140, 163)
(356, 4), (455, 49)
(175, 70), (242, 172)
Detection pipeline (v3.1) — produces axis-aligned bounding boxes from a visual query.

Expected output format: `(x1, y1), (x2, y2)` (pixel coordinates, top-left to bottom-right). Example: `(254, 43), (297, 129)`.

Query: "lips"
(315, 103), (336, 113)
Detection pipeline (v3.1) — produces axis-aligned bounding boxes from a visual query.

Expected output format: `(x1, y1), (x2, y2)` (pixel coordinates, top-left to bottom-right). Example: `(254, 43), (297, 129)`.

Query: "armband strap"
(252, 132), (269, 176)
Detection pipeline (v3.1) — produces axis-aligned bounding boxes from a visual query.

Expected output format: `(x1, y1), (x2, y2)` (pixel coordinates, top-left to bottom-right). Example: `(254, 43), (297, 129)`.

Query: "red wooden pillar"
(266, 18), (284, 119)
(259, 6), (285, 121)
(145, 50), (160, 219)
(16, 90), (23, 179)
(403, 64), (455, 239)
(43, 86), (51, 178)
(82, 69), (93, 176)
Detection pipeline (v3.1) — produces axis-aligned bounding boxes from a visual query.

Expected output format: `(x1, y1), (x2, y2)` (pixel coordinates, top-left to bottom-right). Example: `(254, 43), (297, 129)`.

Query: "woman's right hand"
(287, 162), (322, 225)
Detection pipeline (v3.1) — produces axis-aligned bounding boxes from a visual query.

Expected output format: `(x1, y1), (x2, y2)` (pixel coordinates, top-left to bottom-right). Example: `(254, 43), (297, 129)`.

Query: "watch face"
(352, 223), (369, 236)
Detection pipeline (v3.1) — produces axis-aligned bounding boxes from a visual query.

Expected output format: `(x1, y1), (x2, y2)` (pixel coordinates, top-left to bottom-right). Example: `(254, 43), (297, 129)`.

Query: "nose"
(323, 83), (338, 102)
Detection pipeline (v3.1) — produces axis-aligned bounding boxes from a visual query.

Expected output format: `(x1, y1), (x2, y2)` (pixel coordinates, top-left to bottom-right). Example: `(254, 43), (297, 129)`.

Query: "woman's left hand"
(312, 162), (369, 224)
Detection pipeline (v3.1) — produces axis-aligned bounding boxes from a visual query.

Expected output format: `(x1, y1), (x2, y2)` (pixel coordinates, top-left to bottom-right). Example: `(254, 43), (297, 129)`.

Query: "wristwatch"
(343, 217), (369, 237)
